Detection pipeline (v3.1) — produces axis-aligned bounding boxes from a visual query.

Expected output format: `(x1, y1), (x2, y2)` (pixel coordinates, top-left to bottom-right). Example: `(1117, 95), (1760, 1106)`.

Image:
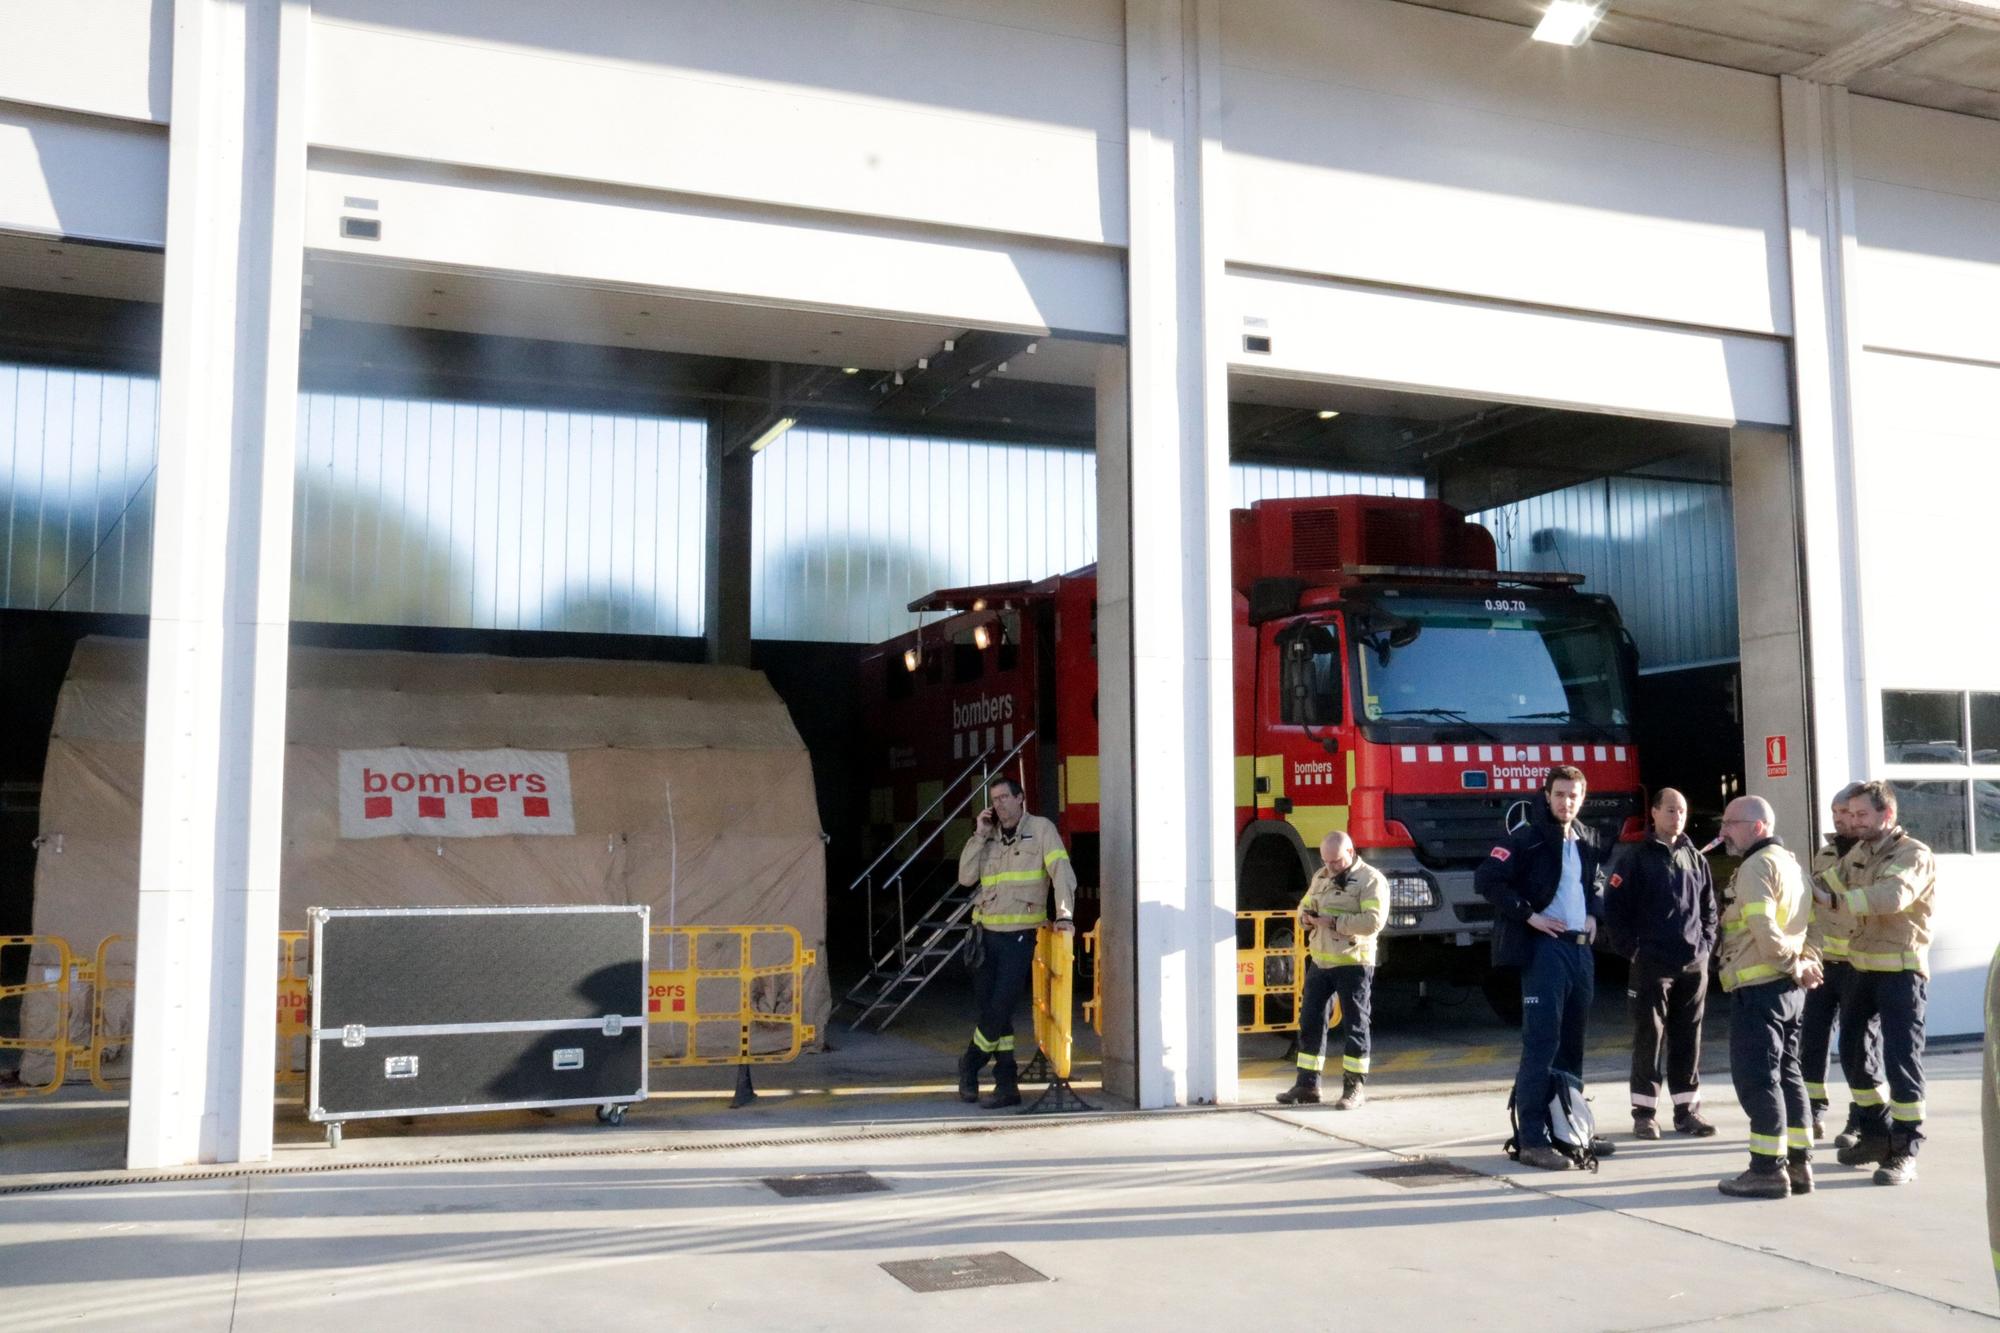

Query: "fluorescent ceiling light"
(1318, 410), (1340, 420)
(1532, 0), (1605, 46)
(746, 416), (797, 454)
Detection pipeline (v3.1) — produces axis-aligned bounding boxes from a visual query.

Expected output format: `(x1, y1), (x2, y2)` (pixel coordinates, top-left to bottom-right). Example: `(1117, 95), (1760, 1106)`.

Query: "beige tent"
(25, 636), (827, 1081)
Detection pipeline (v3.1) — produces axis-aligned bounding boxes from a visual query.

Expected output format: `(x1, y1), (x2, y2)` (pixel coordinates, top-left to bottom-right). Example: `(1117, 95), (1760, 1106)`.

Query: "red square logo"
(523, 796), (551, 818)
(470, 795), (499, 819)
(672, 997), (686, 1013)
(418, 795), (446, 819)
(363, 795), (393, 820)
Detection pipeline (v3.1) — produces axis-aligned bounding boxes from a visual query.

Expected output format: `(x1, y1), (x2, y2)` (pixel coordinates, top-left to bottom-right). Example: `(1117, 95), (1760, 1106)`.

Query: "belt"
(1553, 930), (1590, 945)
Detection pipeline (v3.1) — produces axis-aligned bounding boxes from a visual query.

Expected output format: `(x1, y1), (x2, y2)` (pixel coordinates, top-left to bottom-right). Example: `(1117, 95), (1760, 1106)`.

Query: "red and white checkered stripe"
(1393, 743), (1633, 792)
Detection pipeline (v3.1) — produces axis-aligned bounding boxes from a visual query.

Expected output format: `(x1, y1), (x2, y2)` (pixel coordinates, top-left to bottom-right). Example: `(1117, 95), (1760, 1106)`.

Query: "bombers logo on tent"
(337, 748), (577, 839)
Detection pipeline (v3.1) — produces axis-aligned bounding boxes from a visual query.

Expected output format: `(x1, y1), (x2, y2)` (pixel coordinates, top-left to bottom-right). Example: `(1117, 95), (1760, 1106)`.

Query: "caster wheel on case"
(597, 1104), (626, 1126)
(326, 1122), (342, 1150)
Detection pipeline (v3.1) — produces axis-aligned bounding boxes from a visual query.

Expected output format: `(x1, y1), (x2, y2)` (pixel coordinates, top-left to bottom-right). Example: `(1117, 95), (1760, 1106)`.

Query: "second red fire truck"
(862, 494), (1646, 981)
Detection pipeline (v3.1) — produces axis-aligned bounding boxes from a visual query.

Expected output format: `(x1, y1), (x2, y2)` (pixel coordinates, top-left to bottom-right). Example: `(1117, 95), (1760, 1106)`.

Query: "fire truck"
(861, 493), (1646, 963)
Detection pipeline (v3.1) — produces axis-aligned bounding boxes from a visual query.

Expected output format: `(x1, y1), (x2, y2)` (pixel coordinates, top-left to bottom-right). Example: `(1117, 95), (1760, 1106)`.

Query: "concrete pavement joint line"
(0, 1103), (1255, 1197)
(1607, 1291), (1915, 1333)
(225, 1177), (252, 1332)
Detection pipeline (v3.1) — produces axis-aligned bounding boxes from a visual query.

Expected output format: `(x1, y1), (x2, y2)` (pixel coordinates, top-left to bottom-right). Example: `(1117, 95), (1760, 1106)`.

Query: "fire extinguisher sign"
(1765, 734), (1789, 779)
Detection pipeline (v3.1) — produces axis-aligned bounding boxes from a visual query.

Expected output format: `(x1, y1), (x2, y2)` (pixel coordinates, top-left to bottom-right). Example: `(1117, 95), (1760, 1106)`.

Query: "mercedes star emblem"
(1504, 800), (1534, 835)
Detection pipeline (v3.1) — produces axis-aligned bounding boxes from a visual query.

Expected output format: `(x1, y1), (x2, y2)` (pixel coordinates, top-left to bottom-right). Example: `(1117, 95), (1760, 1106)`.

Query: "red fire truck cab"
(861, 494), (1645, 950)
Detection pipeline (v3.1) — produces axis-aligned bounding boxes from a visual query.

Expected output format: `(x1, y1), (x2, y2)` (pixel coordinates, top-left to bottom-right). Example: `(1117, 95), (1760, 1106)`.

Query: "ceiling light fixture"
(1318, 409), (1340, 420)
(746, 416), (798, 454)
(842, 366), (859, 375)
(1531, 0), (1605, 47)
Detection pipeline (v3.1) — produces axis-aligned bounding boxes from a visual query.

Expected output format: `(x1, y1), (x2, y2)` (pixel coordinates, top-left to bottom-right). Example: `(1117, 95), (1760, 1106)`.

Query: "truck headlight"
(1388, 875), (1439, 911)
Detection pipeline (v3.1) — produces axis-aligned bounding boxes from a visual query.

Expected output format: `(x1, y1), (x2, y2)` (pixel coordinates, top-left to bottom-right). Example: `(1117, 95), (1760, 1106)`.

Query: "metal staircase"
(837, 731), (1035, 1031)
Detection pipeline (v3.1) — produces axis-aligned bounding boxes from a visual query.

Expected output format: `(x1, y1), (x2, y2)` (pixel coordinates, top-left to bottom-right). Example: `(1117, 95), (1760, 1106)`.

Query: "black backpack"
(1505, 1070), (1599, 1172)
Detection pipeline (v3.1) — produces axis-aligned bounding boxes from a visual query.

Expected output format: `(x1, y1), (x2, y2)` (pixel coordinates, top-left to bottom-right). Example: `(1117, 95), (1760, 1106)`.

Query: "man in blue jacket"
(1604, 787), (1719, 1139)
(1476, 764), (1615, 1170)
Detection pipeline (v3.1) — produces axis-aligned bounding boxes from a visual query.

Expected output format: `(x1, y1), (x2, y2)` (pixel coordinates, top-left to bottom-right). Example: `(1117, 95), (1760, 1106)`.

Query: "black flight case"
(307, 904), (649, 1147)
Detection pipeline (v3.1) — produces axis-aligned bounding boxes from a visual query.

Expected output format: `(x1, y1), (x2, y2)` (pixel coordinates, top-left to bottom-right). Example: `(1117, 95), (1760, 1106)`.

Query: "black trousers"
(1839, 968), (1929, 1151)
(1728, 979), (1808, 1169)
(967, 926), (1038, 1070)
(1295, 961), (1374, 1081)
(1627, 953), (1707, 1120)
(1513, 935), (1593, 1150)
(1799, 958), (1882, 1112)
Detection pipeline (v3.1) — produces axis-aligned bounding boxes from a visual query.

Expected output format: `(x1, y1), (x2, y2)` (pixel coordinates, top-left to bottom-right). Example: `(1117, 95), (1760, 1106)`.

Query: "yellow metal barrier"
(79, 933), (132, 1092)
(275, 931), (310, 1086)
(1029, 926), (1075, 1082)
(0, 935), (76, 1099)
(647, 924), (818, 1068)
(1236, 911), (1338, 1036)
(1080, 921), (1103, 1037)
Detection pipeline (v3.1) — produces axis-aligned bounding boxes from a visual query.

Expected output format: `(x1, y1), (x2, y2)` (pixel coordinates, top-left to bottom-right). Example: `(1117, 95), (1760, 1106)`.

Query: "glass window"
(1882, 691), (1964, 764)
(1280, 623), (1342, 727)
(1978, 781), (2000, 856)
(1353, 598), (1629, 729)
(1892, 779), (1969, 855)
(1972, 693), (2000, 766)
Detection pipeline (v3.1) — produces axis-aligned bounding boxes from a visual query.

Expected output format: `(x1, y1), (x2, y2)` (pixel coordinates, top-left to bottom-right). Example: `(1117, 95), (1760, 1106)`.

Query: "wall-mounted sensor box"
(1243, 334), (1272, 354)
(340, 216), (382, 241)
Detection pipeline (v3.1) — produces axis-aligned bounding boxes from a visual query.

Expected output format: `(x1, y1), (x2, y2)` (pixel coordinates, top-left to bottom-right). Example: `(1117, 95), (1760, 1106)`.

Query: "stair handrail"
(846, 729), (1037, 984)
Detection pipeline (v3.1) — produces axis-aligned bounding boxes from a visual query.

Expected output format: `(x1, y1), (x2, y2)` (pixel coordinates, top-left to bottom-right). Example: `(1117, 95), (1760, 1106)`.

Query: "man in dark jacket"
(1605, 787), (1719, 1140)
(1475, 764), (1615, 1170)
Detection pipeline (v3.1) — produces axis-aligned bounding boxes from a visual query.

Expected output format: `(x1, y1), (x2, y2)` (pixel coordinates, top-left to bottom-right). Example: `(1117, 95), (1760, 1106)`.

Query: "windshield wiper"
(1375, 707), (1498, 742)
(1508, 710), (1621, 744)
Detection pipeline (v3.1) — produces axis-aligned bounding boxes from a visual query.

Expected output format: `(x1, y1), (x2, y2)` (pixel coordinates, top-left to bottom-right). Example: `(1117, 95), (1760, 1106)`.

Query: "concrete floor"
(1, 1043), (1992, 1330)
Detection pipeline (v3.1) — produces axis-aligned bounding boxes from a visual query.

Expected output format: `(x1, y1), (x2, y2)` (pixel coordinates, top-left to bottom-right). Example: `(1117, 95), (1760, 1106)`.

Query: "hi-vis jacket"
(1298, 857), (1388, 967)
(1805, 836), (1859, 963)
(1718, 837), (1814, 993)
(958, 813), (1077, 933)
(1839, 826), (1937, 977)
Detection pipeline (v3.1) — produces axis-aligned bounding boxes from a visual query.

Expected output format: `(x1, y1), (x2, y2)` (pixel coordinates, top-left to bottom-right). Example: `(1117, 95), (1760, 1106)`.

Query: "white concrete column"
(1779, 77), (1875, 819)
(1105, 0), (1236, 1107)
(128, 0), (309, 1168)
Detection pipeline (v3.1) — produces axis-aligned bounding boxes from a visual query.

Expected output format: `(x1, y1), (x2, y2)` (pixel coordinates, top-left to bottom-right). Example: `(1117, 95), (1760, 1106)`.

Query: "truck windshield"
(1354, 600), (1629, 730)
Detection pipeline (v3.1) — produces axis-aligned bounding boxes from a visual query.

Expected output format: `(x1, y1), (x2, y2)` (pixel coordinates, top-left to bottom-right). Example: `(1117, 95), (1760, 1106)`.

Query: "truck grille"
(1385, 792), (1637, 866)
(1291, 510), (1341, 569)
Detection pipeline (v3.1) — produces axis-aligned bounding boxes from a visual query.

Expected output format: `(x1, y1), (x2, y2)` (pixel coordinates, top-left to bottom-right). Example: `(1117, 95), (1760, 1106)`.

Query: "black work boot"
(1334, 1076), (1366, 1111)
(1719, 1164), (1790, 1199)
(957, 1046), (985, 1104)
(1874, 1135), (1919, 1186)
(1832, 1105), (1869, 1152)
(1836, 1130), (1892, 1168)
(980, 1056), (1022, 1110)
(1674, 1109), (1717, 1138)
(1786, 1150), (1814, 1195)
(1275, 1073), (1321, 1105)
(1632, 1115), (1662, 1141)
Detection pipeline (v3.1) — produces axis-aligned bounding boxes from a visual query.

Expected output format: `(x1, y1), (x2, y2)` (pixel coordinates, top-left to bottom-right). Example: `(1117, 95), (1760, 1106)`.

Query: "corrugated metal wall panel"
(750, 428), (1424, 642)
(292, 393), (708, 635)
(1474, 477), (1739, 672)
(0, 363), (157, 614)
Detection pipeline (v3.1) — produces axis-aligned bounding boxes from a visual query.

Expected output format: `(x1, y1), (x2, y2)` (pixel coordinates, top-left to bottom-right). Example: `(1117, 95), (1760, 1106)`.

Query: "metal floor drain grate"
(1357, 1158), (1484, 1187)
(762, 1171), (891, 1198)
(881, 1252), (1049, 1293)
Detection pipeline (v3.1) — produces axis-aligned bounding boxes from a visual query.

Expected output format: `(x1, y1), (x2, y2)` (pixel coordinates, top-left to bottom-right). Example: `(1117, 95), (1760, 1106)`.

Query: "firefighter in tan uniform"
(1714, 796), (1822, 1199)
(1802, 783), (1883, 1144)
(955, 775), (1076, 1109)
(1276, 831), (1386, 1111)
(1829, 780), (1938, 1185)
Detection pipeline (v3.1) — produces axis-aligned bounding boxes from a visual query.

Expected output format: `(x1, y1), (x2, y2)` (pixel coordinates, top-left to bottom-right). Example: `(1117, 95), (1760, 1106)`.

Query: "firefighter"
(1802, 782), (1883, 1144)
(1830, 780), (1938, 1185)
(1714, 795), (1822, 1199)
(1474, 764), (1616, 1171)
(1603, 787), (1717, 1139)
(955, 775), (1076, 1110)
(1276, 831), (1386, 1110)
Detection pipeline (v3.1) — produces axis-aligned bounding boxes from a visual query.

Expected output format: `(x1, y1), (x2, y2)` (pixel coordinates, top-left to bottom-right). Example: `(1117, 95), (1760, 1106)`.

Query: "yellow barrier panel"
(647, 925), (817, 1068)
(80, 934), (132, 1092)
(275, 931), (310, 1086)
(0, 935), (75, 1099)
(1080, 921), (1103, 1037)
(1236, 911), (1338, 1036)
(1029, 925), (1075, 1082)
